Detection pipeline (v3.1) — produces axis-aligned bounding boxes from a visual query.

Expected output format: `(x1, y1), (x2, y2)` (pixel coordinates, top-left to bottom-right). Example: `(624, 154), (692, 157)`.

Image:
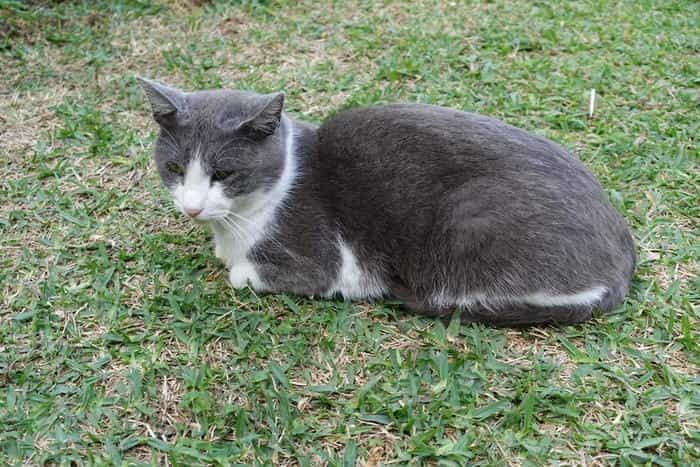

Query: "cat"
(137, 77), (635, 327)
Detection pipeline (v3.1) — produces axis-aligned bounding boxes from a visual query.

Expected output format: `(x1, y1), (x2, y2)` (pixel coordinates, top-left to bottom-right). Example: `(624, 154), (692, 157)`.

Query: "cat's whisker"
(218, 223), (244, 246)
(225, 211), (308, 265)
(213, 139), (249, 155)
(217, 217), (245, 241)
(219, 216), (253, 245)
(225, 219), (280, 263)
(158, 126), (182, 150)
(225, 210), (260, 230)
(155, 140), (180, 159)
(225, 211), (274, 243)
(222, 214), (256, 244)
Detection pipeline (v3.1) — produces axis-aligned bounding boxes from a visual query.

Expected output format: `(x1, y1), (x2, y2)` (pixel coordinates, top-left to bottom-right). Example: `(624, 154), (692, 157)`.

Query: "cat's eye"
(212, 169), (231, 182)
(166, 161), (184, 176)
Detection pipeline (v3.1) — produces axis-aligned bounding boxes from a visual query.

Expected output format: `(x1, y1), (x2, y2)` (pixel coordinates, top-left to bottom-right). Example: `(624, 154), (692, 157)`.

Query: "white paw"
(228, 260), (266, 291)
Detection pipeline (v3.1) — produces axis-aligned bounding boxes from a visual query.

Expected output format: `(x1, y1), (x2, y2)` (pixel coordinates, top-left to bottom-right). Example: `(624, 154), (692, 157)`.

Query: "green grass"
(1, 0), (698, 464)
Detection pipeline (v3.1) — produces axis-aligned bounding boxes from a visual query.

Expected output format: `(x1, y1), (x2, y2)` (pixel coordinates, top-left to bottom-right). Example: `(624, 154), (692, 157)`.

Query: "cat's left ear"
(237, 92), (285, 139)
(136, 76), (188, 124)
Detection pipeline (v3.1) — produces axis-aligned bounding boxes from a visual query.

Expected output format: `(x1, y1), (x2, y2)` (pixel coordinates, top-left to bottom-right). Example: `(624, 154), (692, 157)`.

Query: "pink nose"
(185, 207), (203, 218)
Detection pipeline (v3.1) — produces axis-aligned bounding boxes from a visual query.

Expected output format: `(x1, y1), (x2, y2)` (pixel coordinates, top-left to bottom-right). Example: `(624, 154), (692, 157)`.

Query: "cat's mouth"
(189, 210), (231, 223)
(172, 192), (237, 223)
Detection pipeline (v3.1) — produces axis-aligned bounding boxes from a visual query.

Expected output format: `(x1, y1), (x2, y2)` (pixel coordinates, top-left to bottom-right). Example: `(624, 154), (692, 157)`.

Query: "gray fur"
(139, 78), (635, 327)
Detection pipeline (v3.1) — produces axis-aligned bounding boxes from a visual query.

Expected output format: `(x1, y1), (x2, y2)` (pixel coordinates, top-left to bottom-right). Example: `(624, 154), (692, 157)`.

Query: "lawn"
(0, 0), (698, 465)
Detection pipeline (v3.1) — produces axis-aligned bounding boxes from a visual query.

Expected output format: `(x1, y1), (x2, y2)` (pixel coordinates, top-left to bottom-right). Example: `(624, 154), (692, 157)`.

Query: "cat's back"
(316, 103), (601, 201)
(321, 103), (558, 150)
(317, 103), (589, 177)
(321, 103), (527, 142)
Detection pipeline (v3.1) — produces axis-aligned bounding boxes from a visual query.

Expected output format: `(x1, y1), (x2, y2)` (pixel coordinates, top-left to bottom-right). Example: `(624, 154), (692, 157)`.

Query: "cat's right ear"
(136, 77), (187, 124)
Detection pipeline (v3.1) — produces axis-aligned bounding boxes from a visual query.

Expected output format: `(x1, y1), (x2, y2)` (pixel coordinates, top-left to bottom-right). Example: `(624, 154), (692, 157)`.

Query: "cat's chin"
(184, 210), (229, 223)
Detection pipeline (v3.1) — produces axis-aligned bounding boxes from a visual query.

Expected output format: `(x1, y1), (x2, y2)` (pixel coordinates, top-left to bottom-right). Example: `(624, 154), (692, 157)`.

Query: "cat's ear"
(136, 76), (187, 124)
(237, 92), (285, 139)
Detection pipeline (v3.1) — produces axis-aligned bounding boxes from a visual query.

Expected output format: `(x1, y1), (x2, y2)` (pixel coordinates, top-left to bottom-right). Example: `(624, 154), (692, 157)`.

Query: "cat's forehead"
(186, 89), (261, 122)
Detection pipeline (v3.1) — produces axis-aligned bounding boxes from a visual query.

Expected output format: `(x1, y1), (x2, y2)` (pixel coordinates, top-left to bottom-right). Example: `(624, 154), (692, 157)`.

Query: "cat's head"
(137, 77), (287, 221)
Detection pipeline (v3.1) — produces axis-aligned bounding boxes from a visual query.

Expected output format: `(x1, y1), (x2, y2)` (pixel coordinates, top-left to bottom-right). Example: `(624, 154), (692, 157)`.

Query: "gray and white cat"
(137, 77), (635, 327)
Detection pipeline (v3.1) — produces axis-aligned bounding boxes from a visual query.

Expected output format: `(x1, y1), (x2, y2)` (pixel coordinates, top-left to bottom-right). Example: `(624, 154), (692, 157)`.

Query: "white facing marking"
(171, 142), (234, 221)
(325, 240), (387, 300)
(182, 157), (209, 212)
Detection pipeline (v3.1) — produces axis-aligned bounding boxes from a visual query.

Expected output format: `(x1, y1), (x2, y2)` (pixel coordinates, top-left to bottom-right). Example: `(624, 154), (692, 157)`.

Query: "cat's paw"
(228, 260), (266, 291)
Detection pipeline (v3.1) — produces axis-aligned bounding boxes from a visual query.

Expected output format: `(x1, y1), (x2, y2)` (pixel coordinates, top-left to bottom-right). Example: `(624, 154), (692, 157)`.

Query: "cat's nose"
(185, 207), (203, 218)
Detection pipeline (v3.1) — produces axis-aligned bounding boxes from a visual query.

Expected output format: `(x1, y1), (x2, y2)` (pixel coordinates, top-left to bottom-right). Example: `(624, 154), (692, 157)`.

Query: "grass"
(0, 0), (698, 464)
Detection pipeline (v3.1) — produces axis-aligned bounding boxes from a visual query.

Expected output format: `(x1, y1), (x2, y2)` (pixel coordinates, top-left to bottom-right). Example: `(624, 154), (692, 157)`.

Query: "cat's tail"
(390, 280), (593, 327)
(596, 283), (629, 313)
(461, 278), (636, 327)
(597, 229), (637, 313)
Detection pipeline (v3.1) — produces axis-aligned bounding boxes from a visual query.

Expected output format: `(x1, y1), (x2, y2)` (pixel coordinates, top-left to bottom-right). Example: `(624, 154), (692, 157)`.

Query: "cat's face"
(138, 77), (286, 221)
